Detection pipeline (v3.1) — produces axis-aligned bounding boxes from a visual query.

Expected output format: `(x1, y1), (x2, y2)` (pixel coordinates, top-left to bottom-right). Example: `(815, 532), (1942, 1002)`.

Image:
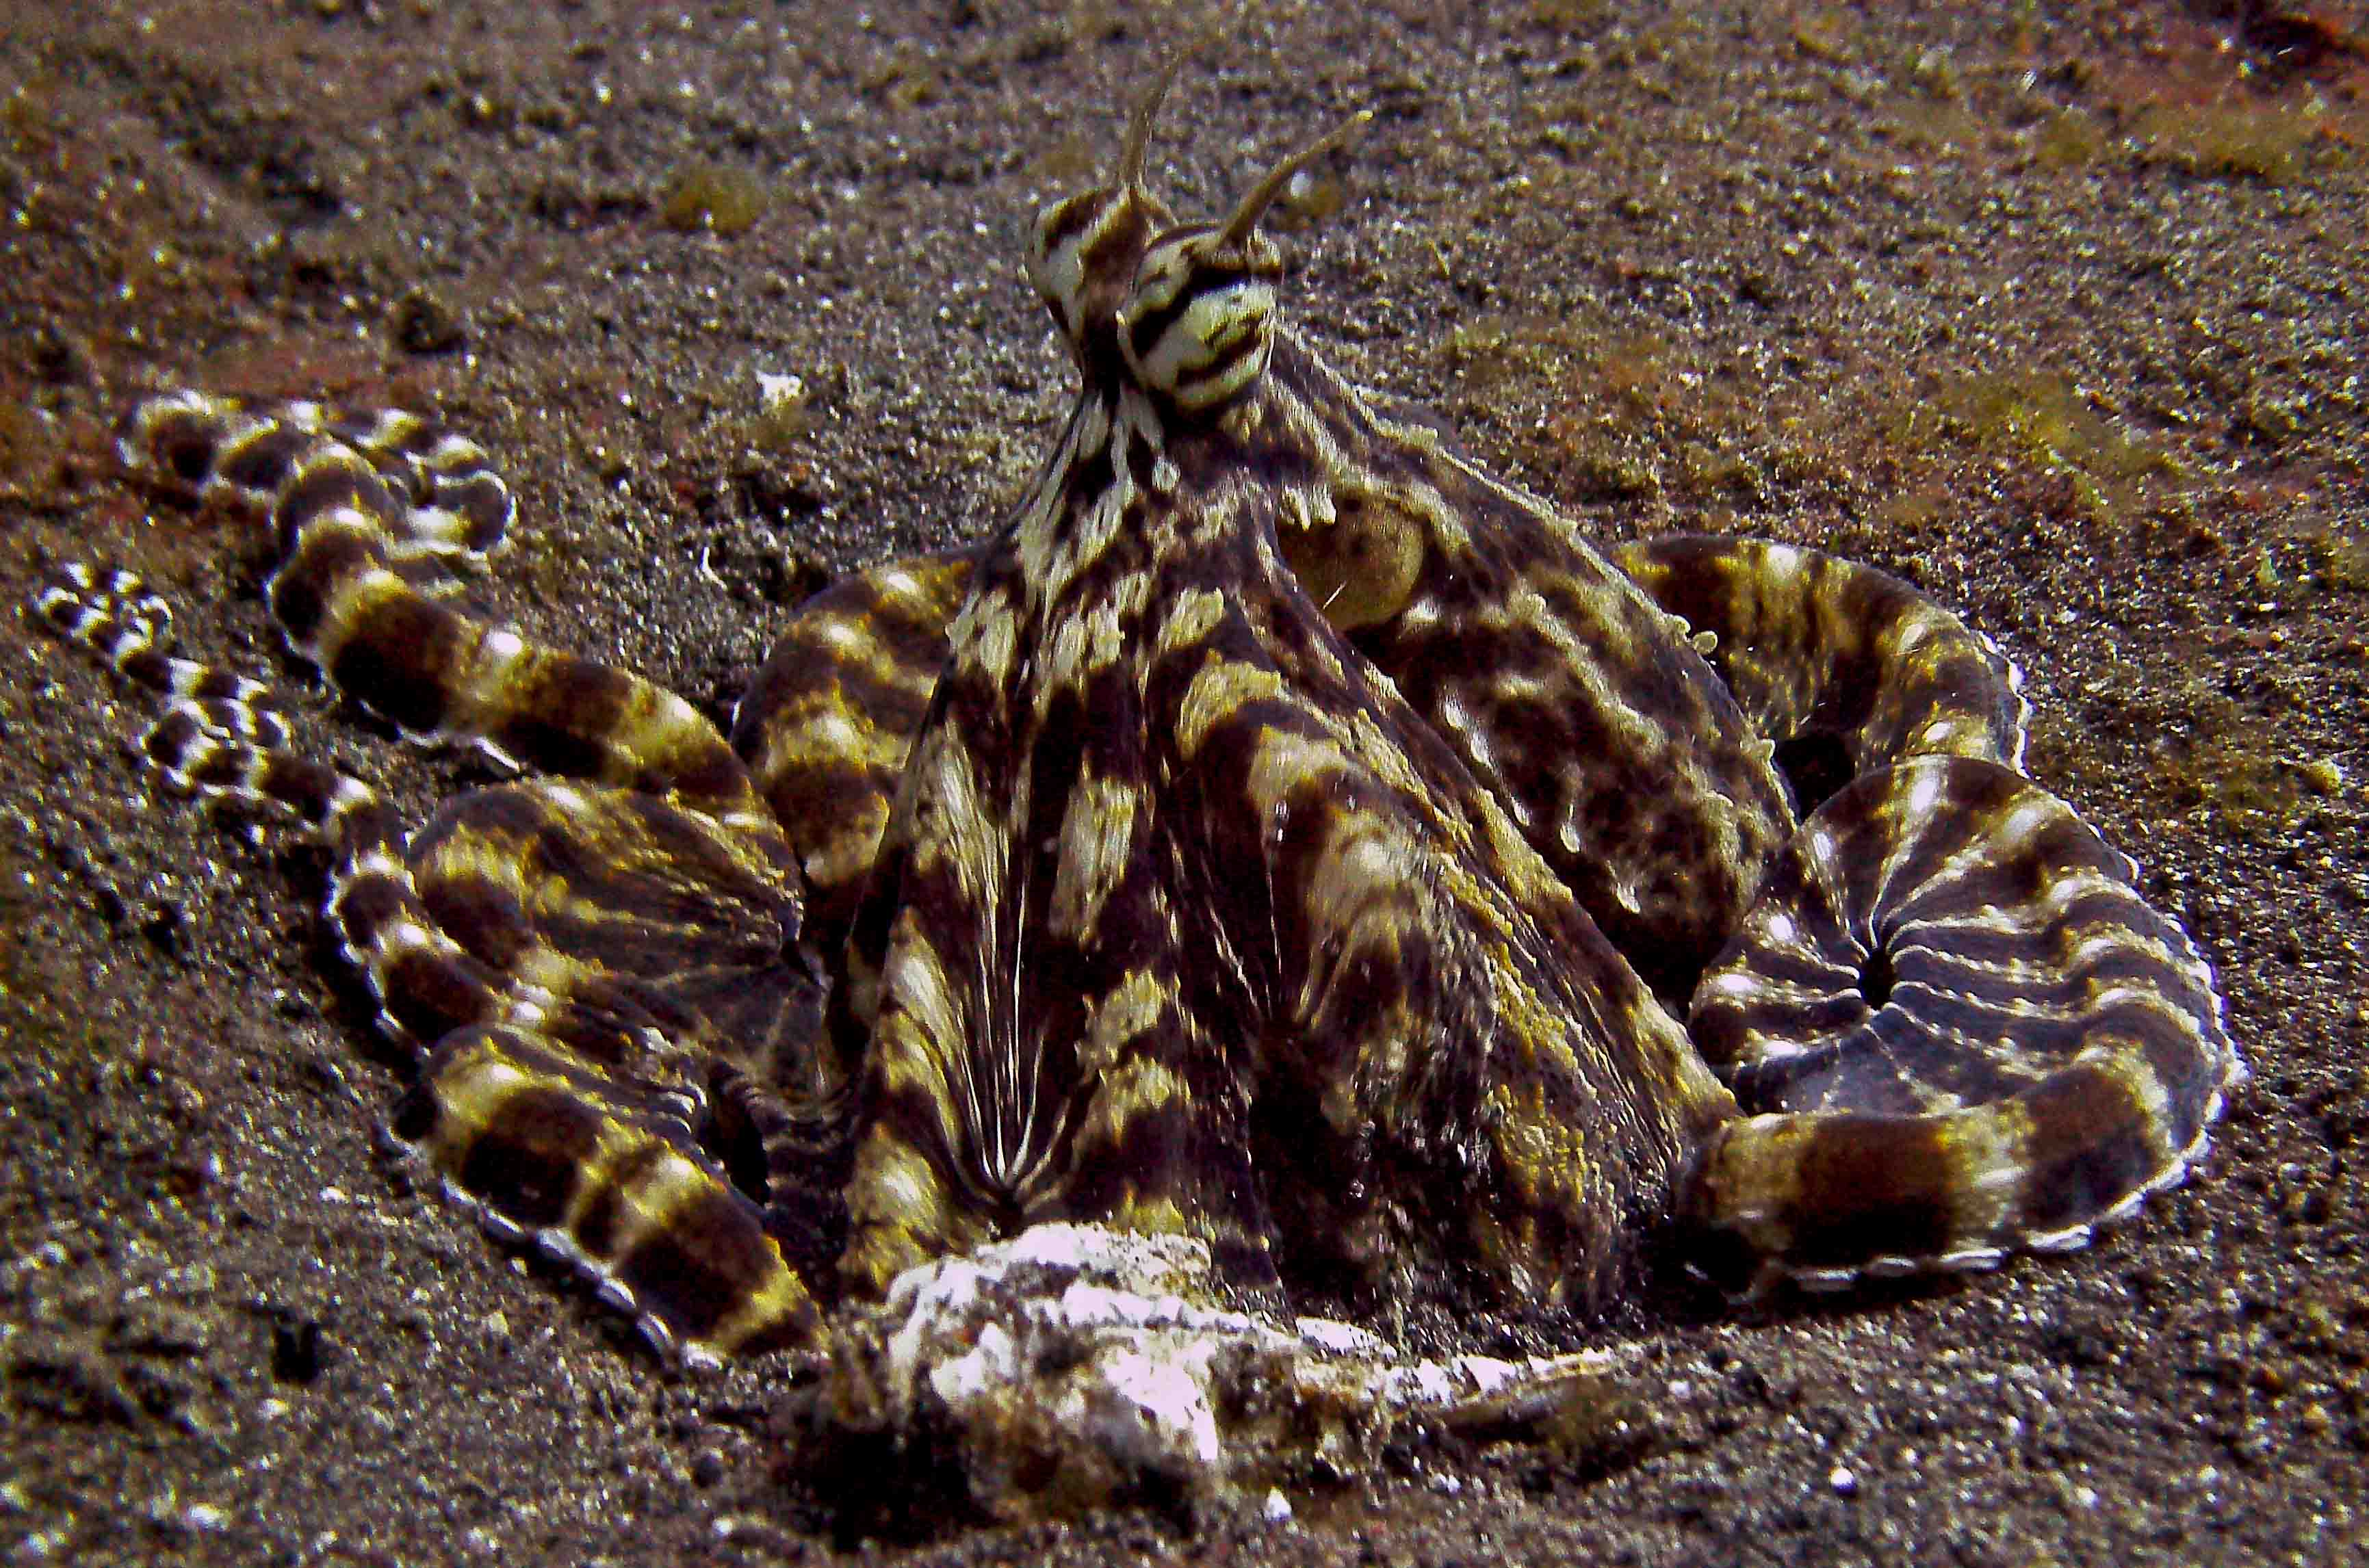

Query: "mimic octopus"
(37, 80), (2236, 1389)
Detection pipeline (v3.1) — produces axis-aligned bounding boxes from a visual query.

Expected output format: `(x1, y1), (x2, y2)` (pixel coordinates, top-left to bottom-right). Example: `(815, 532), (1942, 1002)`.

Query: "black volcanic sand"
(2, 3), (2364, 1563)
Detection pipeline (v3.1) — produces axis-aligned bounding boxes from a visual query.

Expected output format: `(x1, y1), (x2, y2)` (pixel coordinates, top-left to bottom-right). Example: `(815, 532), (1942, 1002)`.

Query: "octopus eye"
(1113, 108), (1371, 413)
(1022, 63), (1182, 345)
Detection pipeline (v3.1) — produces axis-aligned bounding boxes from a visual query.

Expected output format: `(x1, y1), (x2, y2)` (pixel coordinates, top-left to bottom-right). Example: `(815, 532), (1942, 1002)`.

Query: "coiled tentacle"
(1616, 536), (2236, 1291)
(1683, 755), (2234, 1290)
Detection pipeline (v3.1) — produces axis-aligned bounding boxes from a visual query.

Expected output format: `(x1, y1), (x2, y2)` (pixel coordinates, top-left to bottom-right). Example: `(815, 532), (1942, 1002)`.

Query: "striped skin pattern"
(1607, 539), (2234, 1289)
(36, 86), (2235, 1368)
(40, 403), (829, 1365)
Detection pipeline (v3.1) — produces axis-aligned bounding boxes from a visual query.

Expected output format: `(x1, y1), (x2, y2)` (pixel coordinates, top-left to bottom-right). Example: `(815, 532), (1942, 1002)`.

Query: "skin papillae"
(36, 77), (2237, 1366)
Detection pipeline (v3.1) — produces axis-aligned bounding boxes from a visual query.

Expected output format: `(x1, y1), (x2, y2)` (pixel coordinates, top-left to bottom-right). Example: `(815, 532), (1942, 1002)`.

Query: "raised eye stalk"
(1111, 58), (1369, 248)
(1215, 107), (1374, 248)
(1116, 58), (1182, 190)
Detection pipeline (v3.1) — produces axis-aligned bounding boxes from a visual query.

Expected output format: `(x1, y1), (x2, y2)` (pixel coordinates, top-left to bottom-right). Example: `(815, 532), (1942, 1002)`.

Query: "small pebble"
(1829, 1465), (1858, 1497)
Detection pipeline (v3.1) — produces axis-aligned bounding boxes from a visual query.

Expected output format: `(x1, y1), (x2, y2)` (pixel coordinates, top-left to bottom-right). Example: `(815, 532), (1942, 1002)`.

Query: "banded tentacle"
(1614, 536), (2237, 1292)
(383, 770), (831, 1360)
(118, 393), (774, 835)
(1681, 757), (2234, 1290)
(35, 565), (284, 719)
(730, 549), (975, 964)
(124, 391), (513, 574)
(1612, 535), (2029, 779)
(34, 562), (493, 1052)
(46, 397), (832, 1359)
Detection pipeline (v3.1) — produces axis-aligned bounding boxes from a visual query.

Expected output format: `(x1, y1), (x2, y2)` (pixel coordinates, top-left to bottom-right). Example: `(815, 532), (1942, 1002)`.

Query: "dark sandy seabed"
(1, 1), (2364, 1563)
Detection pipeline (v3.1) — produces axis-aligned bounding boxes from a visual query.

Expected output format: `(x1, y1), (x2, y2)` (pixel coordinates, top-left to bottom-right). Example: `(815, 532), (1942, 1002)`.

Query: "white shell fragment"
(797, 1223), (1629, 1521)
